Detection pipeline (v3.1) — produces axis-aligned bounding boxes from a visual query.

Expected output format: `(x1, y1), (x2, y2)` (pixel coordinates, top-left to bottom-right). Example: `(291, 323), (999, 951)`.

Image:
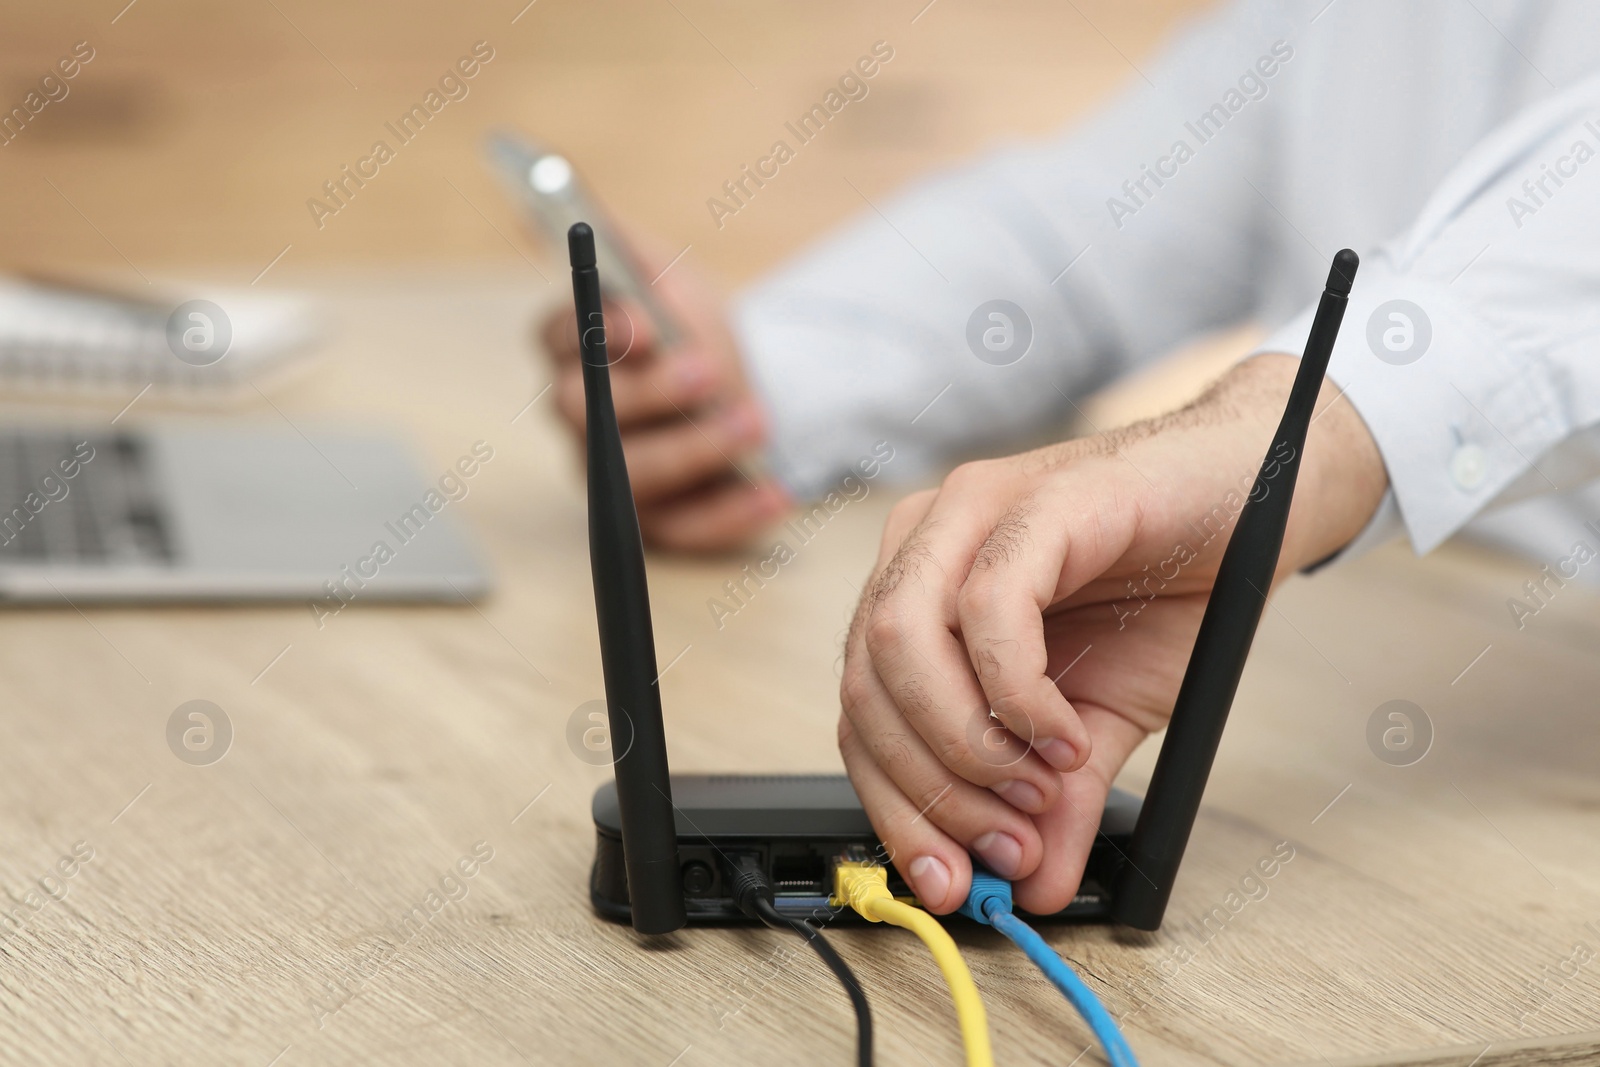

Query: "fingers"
(858, 465), (1064, 805)
(615, 403), (764, 503)
(555, 351), (720, 430)
(840, 487), (1050, 899)
(839, 712), (1043, 916)
(532, 254), (783, 554)
(840, 640), (1045, 885)
(541, 291), (759, 507)
(548, 295), (723, 431)
(856, 596), (1062, 803)
(637, 478), (790, 552)
(877, 488), (938, 554)
(1011, 703), (1149, 915)
(845, 488), (935, 651)
(839, 713), (966, 911)
(856, 491), (1060, 804)
(540, 297), (660, 368)
(956, 490), (1100, 774)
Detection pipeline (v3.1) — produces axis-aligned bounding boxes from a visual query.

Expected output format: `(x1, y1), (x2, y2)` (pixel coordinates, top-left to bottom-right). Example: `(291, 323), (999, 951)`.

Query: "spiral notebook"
(0, 276), (321, 400)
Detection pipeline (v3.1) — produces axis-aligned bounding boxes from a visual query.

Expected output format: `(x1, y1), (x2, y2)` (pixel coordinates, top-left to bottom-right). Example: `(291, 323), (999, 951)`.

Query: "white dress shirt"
(731, 0), (1600, 560)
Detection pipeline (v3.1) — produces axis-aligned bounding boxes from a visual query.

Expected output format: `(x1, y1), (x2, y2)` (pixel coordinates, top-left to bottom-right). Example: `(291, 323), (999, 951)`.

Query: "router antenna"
(571, 221), (686, 934)
(1111, 249), (1359, 930)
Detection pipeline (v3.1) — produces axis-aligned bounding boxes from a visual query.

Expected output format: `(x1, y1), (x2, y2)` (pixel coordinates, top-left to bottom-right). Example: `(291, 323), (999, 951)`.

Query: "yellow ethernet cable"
(834, 863), (994, 1067)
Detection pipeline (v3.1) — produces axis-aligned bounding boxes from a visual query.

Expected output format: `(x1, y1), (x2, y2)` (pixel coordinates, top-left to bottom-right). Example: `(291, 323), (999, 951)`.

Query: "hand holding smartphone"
(486, 130), (791, 551)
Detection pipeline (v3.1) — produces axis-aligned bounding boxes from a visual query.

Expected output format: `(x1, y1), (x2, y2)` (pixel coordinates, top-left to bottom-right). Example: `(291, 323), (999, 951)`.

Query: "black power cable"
(727, 856), (873, 1067)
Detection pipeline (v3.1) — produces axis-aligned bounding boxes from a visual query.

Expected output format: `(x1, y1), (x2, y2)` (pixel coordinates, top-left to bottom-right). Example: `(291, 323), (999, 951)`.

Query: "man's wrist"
(1241, 353), (1389, 568)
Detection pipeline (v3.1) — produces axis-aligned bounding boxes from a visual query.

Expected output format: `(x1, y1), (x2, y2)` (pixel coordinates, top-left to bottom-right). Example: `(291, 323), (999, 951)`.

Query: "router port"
(681, 860), (714, 897)
(769, 849), (826, 895)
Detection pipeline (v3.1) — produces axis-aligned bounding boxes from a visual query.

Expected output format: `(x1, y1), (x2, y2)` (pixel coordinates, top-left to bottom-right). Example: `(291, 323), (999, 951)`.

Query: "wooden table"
(2, 275), (1599, 1066)
(0, 0), (1204, 282)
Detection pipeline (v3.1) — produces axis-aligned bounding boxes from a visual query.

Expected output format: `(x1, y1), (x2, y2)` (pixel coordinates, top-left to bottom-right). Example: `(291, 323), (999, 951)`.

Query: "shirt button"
(1450, 444), (1487, 490)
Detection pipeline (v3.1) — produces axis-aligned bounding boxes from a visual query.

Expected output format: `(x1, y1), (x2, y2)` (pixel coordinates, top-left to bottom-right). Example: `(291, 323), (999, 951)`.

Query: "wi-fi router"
(570, 219), (1357, 933)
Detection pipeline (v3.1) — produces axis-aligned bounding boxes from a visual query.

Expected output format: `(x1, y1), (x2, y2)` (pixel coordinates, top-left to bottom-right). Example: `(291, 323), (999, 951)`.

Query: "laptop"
(0, 422), (490, 603)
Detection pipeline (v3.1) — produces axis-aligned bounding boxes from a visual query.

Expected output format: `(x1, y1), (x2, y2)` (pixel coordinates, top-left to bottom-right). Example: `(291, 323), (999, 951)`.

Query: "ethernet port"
(769, 849), (826, 895)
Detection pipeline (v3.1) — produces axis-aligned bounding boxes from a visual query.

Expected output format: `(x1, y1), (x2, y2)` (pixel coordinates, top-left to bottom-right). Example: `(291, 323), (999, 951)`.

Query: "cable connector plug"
(726, 854), (775, 920)
(963, 869), (1142, 1067)
(836, 862), (994, 1065)
(957, 870), (1013, 926)
(723, 855), (876, 1066)
(832, 862), (893, 921)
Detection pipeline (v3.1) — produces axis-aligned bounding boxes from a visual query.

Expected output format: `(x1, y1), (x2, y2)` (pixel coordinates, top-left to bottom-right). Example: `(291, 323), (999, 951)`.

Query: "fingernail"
(1037, 738), (1077, 771)
(972, 831), (1024, 879)
(674, 357), (714, 393)
(993, 779), (1045, 811)
(756, 483), (792, 516)
(908, 855), (951, 907)
(723, 404), (763, 444)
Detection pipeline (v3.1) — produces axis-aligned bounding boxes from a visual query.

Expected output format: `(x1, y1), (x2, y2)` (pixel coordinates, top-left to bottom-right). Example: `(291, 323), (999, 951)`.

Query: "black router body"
(590, 775), (1143, 925)
(570, 219), (1358, 935)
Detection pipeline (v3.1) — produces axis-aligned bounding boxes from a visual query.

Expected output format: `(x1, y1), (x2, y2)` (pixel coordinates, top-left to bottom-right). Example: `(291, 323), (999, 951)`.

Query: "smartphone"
(485, 130), (682, 348)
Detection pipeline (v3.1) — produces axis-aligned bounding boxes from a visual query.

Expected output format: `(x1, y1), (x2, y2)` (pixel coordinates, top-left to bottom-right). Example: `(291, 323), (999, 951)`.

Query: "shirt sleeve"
(1252, 72), (1600, 558)
(731, 0), (1299, 499)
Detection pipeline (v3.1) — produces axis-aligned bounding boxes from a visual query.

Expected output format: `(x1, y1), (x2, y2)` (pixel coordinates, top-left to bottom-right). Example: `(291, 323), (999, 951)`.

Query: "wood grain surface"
(0, 274), (1597, 1065)
(0, 0), (1207, 283)
(3, 0), (1599, 1062)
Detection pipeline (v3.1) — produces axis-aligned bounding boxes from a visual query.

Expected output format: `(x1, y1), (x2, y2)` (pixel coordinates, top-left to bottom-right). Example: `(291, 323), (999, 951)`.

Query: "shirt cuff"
(1250, 256), (1570, 557)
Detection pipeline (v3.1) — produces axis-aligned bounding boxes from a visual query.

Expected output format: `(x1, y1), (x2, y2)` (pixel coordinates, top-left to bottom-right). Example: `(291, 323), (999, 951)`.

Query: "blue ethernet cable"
(960, 872), (1140, 1067)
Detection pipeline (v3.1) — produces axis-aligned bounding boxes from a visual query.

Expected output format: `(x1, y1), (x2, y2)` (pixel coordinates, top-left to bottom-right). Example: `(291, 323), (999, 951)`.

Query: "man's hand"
(538, 234), (790, 551)
(838, 354), (1388, 915)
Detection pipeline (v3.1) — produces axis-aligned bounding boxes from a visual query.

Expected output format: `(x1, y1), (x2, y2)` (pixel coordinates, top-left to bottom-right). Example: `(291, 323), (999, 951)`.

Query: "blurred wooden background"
(0, 0), (1213, 285)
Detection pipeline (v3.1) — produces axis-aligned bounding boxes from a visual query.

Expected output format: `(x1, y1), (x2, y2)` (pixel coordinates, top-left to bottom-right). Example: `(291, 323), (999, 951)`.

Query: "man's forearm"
(1228, 353), (1389, 570)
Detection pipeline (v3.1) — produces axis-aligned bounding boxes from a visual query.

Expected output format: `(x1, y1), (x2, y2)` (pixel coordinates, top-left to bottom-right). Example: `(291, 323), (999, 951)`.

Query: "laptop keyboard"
(0, 432), (173, 565)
